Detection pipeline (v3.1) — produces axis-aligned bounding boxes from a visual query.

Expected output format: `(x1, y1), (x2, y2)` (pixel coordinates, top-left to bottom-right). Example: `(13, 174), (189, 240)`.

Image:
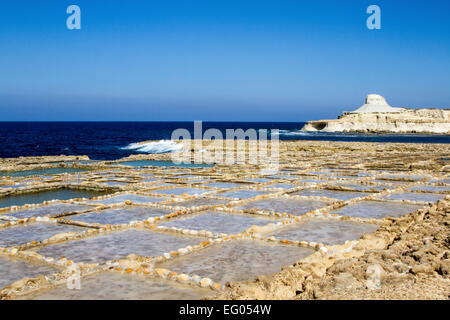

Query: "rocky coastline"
(302, 95), (450, 134)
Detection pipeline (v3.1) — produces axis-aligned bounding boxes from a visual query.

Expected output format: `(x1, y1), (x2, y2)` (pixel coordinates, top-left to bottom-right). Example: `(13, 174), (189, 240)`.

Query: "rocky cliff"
(302, 108), (450, 134)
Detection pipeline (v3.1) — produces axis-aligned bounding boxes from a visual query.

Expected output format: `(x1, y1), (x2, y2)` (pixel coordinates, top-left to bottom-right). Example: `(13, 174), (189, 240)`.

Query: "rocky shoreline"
(302, 95), (450, 134)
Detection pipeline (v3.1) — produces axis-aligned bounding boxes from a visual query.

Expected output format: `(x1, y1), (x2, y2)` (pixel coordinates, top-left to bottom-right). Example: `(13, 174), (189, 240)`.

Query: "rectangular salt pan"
(168, 198), (230, 208)
(331, 201), (422, 219)
(204, 182), (250, 189)
(3, 203), (93, 219)
(0, 167), (92, 178)
(267, 183), (298, 190)
(238, 198), (331, 216)
(0, 222), (84, 247)
(157, 240), (314, 284)
(22, 272), (211, 300)
(161, 211), (275, 234)
(182, 176), (210, 182)
(266, 175), (295, 180)
(103, 182), (129, 186)
(70, 207), (170, 225)
(379, 175), (424, 181)
(152, 188), (210, 196)
(248, 178), (272, 183)
(319, 175), (360, 180)
(291, 189), (369, 200)
(432, 179), (450, 185)
(373, 179), (410, 186)
(268, 219), (379, 245)
(0, 256), (61, 289)
(219, 190), (272, 199)
(35, 230), (200, 263)
(0, 189), (112, 209)
(85, 194), (165, 205)
(119, 160), (213, 168)
(297, 179), (326, 184)
(385, 192), (445, 203)
(0, 184), (27, 189)
(408, 186), (449, 193)
(334, 183), (388, 191)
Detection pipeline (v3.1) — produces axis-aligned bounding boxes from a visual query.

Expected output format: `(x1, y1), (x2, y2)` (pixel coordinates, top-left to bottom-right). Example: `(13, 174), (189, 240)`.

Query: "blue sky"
(0, 0), (449, 121)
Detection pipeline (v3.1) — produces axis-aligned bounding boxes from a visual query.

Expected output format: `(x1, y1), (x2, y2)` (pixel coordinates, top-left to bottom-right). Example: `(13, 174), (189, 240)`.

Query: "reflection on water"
(0, 167), (92, 177)
(0, 188), (112, 208)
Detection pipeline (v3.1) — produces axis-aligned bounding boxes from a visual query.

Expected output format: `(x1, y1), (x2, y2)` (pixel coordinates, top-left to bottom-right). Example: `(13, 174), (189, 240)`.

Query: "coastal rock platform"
(0, 140), (448, 300)
(302, 94), (450, 134)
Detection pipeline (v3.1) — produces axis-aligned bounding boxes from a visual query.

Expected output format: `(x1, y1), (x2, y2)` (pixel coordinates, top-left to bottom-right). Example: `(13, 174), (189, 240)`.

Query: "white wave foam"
(122, 140), (184, 153)
(277, 130), (310, 136)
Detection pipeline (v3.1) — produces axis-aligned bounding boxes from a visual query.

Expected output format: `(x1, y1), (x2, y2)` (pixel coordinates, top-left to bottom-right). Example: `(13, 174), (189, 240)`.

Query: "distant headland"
(302, 94), (450, 134)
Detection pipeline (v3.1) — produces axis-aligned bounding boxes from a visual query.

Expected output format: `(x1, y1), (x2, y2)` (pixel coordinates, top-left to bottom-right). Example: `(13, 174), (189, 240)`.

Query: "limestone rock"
(302, 94), (450, 134)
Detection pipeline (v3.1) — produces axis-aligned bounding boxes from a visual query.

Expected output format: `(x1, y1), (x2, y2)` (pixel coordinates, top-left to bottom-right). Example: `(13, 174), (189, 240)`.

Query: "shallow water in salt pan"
(290, 189), (369, 200)
(0, 189), (111, 208)
(141, 178), (162, 182)
(152, 187), (210, 196)
(408, 186), (449, 193)
(238, 198), (331, 216)
(372, 179), (410, 186)
(2, 203), (93, 219)
(266, 175), (295, 180)
(158, 240), (314, 284)
(385, 192), (446, 203)
(204, 182), (250, 189)
(0, 184), (27, 189)
(330, 201), (423, 219)
(248, 178), (272, 183)
(218, 189), (272, 199)
(102, 181), (129, 186)
(22, 272), (211, 300)
(297, 178), (326, 184)
(36, 230), (200, 263)
(432, 179), (450, 185)
(84, 193), (165, 205)
(167, 197), (230, 208)
(69, 207), (170, 225)
(0, 167), (92, 178)
(119, 160), (213, 168)
(334, 183), (388, 191)
(267, 219), (379, 245)
(266, 183), (297, 190)
(161, 211), (275, 234)
(0, 222), (84, 247)
(0, 256), (61, 289)
(379, 175), (424, 181)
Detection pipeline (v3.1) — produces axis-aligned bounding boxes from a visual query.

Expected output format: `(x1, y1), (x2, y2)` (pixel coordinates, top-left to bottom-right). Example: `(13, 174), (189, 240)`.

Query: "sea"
(0, 122), (449, 161)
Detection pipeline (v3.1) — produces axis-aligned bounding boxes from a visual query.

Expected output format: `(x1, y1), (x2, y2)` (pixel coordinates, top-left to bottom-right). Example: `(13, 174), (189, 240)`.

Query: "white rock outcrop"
(302, 94), (450, 134)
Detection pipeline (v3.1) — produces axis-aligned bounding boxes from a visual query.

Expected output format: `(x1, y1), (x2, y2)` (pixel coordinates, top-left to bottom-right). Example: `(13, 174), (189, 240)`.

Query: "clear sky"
(0, 0), (449, 121)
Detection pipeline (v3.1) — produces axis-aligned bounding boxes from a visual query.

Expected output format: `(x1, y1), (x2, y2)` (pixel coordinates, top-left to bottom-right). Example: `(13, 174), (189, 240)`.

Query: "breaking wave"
(274, 130), (310, 136)
(121, 140), (184, 153)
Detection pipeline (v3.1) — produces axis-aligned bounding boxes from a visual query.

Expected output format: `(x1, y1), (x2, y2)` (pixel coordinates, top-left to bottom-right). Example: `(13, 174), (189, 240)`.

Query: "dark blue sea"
(0, 122), (449, 160)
